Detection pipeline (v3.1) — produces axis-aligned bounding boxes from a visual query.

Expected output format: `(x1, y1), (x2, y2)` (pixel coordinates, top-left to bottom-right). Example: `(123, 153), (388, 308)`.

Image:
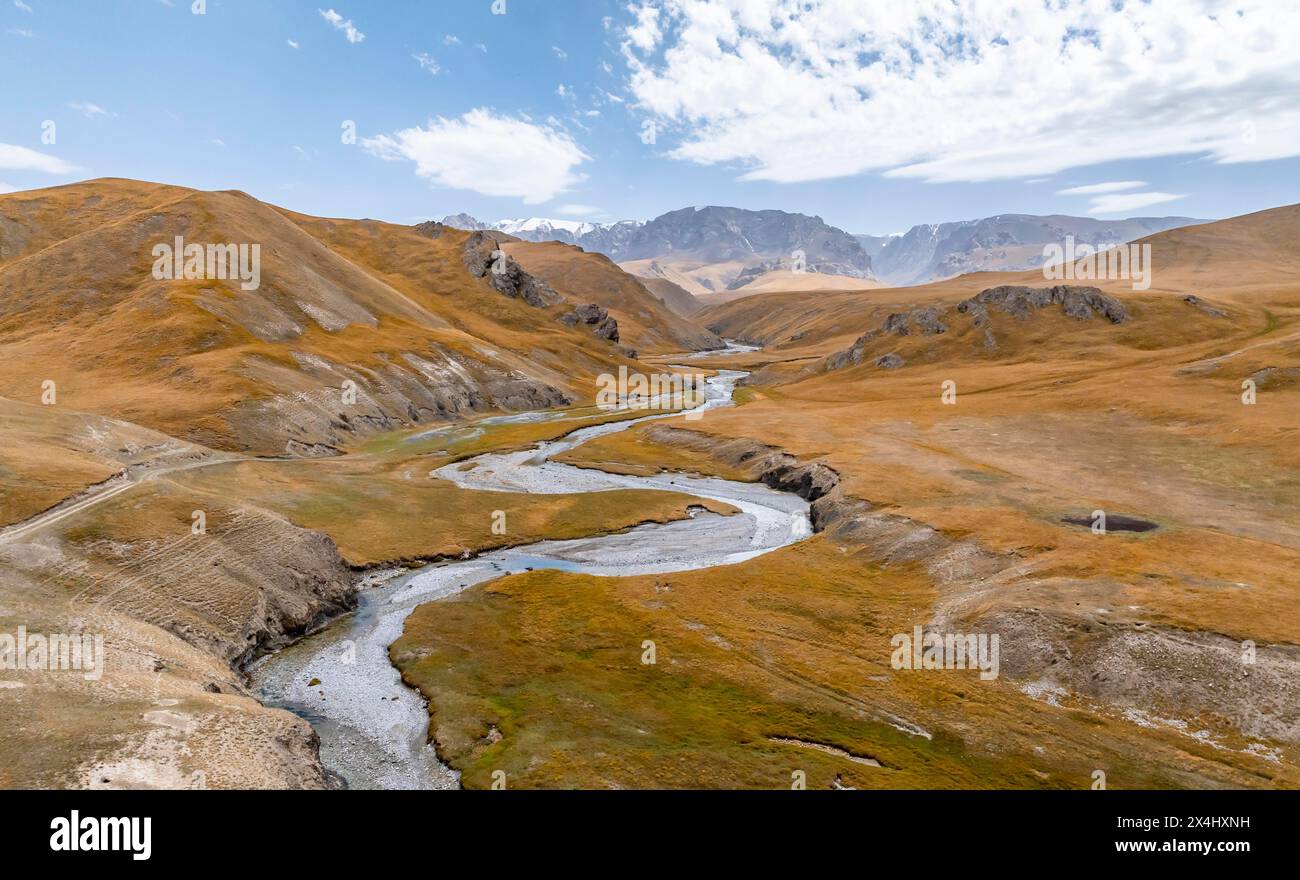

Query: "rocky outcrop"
(640, 426), (838, 504)
(461, 230), (497, 277)
(412, 220), (445, 239)
(823, 337), (904, 371)
(558, 303), (619, 342)
(1183, 294), (1228, 318)
(462, 232), (564, 308)
(822, 285), (1128, 373)
(958, 285), (1128, 323)
(882, 307), (947, 337)
(489, 259), (565, 308)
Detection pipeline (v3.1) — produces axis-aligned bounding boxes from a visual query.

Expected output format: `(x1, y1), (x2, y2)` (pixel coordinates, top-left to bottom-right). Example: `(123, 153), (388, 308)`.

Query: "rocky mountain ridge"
(857, 213), (1205, 285)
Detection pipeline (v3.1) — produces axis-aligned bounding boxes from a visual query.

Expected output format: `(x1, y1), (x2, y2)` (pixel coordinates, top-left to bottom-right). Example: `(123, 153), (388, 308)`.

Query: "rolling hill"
(0, 179), (720, 456)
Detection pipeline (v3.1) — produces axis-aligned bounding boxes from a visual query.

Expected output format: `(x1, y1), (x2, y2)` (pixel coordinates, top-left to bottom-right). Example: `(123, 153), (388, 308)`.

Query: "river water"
(250, 353), (811, 790)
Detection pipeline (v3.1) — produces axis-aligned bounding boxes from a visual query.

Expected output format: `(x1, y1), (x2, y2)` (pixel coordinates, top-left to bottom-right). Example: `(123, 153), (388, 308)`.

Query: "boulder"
(559, 303), (620, 342)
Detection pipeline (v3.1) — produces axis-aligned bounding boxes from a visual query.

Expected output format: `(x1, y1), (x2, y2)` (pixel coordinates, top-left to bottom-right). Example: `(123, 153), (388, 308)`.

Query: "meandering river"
(251, 351), (812, 789)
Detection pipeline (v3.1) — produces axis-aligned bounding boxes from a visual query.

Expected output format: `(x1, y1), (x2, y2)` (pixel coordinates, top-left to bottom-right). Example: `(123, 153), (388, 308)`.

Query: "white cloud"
(443, 34), (460, 46)
(7, 27), (34, 37)
(14, 1), (33, 13)
(556, 83), (572, 99)
(287, 38), (299, 49)
(552, 45), (567, 60)
(0, 143), (79, 174)
(1056, 181), (1146, 196)
(474, 42), (487, 53)
(0, 181), (16, 194)
(318, 8), (363, 44)
(1086, 192), (1186, 215)
(556, 204), (601, 217)
(67, 101), (109, 119)
(625, 4), (660, 52)
(413, 52), (440, 75)
(363, 108), (589, 205)
(622, 0), (1300, 185)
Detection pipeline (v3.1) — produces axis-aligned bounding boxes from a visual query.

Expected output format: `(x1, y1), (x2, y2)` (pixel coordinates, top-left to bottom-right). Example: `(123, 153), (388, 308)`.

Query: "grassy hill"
(0, 179), (719, 456)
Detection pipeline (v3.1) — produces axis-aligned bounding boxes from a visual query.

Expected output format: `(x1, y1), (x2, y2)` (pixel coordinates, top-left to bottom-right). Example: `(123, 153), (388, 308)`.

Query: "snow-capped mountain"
(440, 214), (645, 253)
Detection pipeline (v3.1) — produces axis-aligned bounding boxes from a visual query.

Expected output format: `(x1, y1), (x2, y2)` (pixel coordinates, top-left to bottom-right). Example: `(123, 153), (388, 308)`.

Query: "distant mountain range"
(856, 214), (1207, 286)
(442, 208), (1208, 291)
(442, 213), (647, 257)
(442, 207), (875, 288)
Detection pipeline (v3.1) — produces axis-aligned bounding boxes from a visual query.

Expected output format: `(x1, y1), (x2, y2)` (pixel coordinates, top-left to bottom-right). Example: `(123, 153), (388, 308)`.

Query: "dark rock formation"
(640, 425), (839, 504)
(462, 232), (564, 308)
(826, 334), (906, 371)
(882, 307), (947, 337)
(462, 230), (496, 277)
(955, 299), (989, 326)
(823, 332), (875, 370)
(412, 220), (445, 239)
(558, 303), (619, 342)
(822, 285), (1127, 374)
(958, 285), (1128, 323)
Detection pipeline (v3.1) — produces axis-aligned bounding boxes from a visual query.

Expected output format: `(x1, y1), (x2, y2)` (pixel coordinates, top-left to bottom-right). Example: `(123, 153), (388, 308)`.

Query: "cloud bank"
(621, 0), (1300, 185)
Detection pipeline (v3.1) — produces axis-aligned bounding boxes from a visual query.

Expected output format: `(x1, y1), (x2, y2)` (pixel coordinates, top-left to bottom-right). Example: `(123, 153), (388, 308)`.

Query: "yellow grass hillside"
(503, 240), (722, 353)
(395, 204), (1300, 789)
(0, 179), (718, 456)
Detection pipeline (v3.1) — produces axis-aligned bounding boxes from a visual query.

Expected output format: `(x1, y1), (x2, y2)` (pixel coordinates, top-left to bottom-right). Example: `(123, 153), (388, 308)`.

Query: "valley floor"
(3, 288), (1298, 790)
(393, 287), (1300, 789)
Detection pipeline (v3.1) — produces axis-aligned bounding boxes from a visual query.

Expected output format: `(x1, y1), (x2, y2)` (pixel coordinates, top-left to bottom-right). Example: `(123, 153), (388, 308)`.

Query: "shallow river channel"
(251, 353), (812, 789)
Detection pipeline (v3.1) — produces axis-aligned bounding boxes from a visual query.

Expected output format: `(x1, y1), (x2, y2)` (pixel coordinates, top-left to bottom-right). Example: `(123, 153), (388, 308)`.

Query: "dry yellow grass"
(395, 206), (1300, 789)
(5, 187), (1298, 790)
(395, 535), (1295, 789)
(0, 179), (721, 455)
(169, 455), (734, 568)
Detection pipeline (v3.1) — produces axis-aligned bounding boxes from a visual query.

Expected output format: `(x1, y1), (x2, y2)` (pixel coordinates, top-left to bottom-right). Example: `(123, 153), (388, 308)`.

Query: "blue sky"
(3, 0), (1299, 234)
